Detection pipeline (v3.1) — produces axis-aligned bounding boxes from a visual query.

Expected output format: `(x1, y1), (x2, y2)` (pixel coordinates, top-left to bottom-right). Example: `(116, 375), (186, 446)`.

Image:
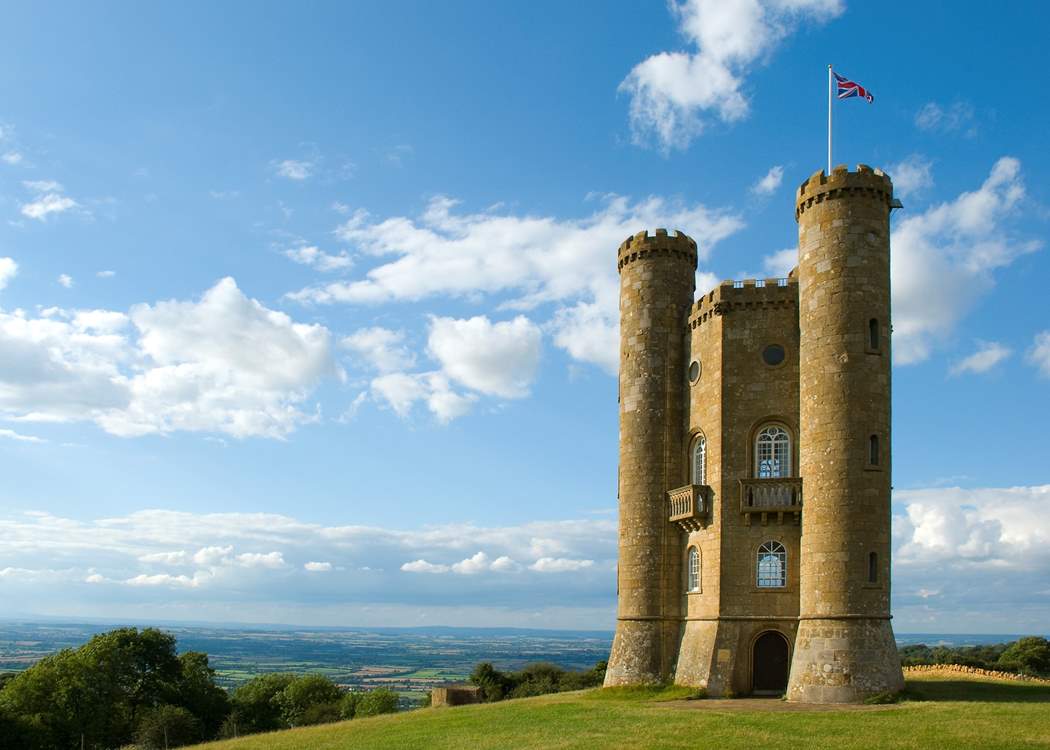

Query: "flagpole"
(827, 64), (833, 174)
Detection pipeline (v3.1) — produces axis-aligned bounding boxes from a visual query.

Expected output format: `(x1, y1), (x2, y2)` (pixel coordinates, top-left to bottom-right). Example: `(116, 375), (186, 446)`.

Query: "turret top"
(795, 165), (895, 221)
(616, 228), (698, 274)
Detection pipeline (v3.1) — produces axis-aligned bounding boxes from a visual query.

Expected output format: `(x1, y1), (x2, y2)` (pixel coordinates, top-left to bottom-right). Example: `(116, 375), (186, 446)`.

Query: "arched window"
(687, 547), (700, 592)
(691, 435), (707, 485)
(868, 552), (878, 583)
(756, 425), (791, 478)
(868, 318), (880, 350)
(757, 541), (786, 588)
(869, 434), (880, 466)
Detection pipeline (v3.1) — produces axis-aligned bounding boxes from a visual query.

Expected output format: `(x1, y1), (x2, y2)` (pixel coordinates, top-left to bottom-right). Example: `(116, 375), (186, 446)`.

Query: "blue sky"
(0, 1), (1047, 633)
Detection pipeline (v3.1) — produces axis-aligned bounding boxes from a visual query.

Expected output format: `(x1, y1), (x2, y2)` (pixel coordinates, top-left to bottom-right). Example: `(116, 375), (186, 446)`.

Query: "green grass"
(189, 675), (1050, 750)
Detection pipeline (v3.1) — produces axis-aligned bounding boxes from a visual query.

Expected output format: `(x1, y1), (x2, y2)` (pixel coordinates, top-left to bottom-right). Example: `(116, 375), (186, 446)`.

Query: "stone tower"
(605, 229), (696, 686)
(786, 165), (904, 701)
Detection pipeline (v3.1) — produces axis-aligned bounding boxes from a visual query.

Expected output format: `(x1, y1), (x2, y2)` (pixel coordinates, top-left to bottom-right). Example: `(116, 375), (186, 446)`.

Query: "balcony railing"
(738, 478), (802, 525)
(667, 484), (711, 532)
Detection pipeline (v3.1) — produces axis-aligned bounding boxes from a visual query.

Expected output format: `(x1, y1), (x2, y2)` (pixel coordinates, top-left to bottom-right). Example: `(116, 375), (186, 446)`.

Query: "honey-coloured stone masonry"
(606, 167), (905, 702)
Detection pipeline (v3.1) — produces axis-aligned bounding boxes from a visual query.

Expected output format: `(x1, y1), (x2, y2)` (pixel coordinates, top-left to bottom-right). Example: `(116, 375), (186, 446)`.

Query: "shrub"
(275, 675), (344, 727)
(134, 705), (202, 749)
(998, 637), (1050, 676)
(355, 689), (400, 717)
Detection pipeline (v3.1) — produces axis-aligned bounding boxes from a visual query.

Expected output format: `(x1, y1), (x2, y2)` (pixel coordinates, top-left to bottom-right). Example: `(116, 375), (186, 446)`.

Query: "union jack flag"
(834, 71), (874, 103)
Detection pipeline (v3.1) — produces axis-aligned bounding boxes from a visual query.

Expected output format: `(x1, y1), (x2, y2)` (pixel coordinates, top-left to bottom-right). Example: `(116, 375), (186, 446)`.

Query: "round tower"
(786, 165), (904, 702)
(605, 228), (696, 686)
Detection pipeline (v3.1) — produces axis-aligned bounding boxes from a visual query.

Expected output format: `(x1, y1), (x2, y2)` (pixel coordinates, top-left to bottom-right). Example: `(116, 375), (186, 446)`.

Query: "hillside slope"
(191, 676), (1050, 750)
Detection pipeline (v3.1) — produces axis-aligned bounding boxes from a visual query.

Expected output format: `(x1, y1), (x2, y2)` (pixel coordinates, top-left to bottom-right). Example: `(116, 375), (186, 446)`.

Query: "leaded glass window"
(756, 425), (791, 478)
(691, 436), (706, 485)
(687, 547), (700, 592)
(757, 541), (786, 588)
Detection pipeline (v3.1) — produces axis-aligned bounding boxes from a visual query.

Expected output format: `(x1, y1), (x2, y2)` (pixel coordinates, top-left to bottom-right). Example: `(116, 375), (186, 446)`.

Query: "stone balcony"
(738, 477), (803, 525)
(667, 484), (711, 532)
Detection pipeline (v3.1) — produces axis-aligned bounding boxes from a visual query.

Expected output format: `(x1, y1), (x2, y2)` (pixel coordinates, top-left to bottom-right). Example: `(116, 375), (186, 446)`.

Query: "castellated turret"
(605, 229), (697, 686)
(786, 165), (904, 702)
(606, 166), (904, 702)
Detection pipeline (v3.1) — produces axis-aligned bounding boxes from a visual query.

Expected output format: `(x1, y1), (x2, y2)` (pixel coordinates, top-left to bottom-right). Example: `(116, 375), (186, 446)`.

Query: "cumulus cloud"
(761, 247), (797, 277)
(342, 327), (415, 373)
(284, 245), (353, 272)
(949, 340), (1011, 376)
(0, 277), (336, 438)
(369, 371), (475, 423)
(287, 193), (742, 375)
(304, 561), (333, 572)
(427, 315), (541, 398)
(20, 180), (80, 221)
(57, 274), (74, 289)
(915, 101), (976, 136)
(1028, 331), (1050, 378)
(273, 159), (314, 180)
(530, 557), (595, 573)
(891, 157), (1041, 365)
(96, 270), (116, 279)
(0, 257), (17, 290)
(620, 0), (843, 151)
(401, 559), (450, 574)
(751, 165), (784, 195)
(887, 155), (933, 198)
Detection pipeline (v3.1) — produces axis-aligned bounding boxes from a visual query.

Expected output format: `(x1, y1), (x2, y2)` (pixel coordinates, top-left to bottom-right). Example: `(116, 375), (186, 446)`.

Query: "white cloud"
(490, 556), (522, 573)
(304, 561), (333, 572)
(761, 247), (797, 277)
(0, 428), (45, 444)
(530, 557), (595, 573)
(619, 0), (843, 151)
(751, 165), (784, 195)
(915, 101), (976, 136)
(21, 193), (78, 221)
(1028, 331), (1050, 378)
(96, 270), (116, 278)
(287, 194), (742, 376)
(888, 155), (933, 198)
(125, 572), (210, 588)
(401, 559), (450, 574)
(427, 315), (542, 398)
(369, 371), (475, 423)
(0, 277), (336, 438)
(274, 159), (314, 180)
(949, 340), (1011, 376)
(235, 551), (286, 569)
(0, 257), (17, 290)
(451, 551), (491, 575)
(342, 327), (415, 373)
(2, 152), (22, 165)
(284, 245), (353, 272)
(24, 180), (62, 192)
(57, 274), (74, 289)
(891, 157), (1041, 365)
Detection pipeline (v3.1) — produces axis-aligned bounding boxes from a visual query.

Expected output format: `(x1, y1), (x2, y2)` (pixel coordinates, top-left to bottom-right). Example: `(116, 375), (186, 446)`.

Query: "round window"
(762, 344), (786, 367)
(688, 360), (701, 383)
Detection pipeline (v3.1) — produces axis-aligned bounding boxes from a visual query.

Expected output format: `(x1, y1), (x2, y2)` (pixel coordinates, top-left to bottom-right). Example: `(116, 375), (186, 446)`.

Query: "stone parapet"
(617, 228), (698, 274)
(795, 164), (894, 221)
(689, 277), (798, 329)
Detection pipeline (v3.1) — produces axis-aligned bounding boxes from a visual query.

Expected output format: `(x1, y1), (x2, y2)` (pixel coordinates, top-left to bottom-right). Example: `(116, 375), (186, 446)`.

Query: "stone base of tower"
(604, 619), (679, 686)
(786, 618), (903, 703)
(674, 618), (800, 696)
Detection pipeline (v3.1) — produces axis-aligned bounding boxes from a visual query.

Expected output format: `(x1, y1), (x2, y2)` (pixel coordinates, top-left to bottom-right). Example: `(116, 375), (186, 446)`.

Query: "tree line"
(466, 660), (608, 702)
(0, 627), (399, 750)
(898, 636), (1050, 676)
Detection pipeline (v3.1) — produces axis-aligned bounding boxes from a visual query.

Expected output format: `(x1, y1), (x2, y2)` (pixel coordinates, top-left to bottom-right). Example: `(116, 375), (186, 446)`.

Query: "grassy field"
(191, 675), (1050, 750)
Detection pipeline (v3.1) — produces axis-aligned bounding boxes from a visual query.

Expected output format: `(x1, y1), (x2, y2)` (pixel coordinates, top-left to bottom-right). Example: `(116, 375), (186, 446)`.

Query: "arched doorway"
(752, 631), (789, 695)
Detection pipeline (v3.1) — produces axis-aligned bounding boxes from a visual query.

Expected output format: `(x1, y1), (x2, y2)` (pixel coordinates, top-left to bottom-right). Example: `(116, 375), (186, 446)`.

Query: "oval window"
(688, 360), (701, 383)
(762, 344), (786, 366)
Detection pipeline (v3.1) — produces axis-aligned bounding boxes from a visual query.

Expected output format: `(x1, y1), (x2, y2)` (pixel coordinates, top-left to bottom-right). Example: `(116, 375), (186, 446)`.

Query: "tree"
(228, 673), (296, 735)
(135, 705), (202, 749)
(339, 691), (360, 720)
(174, 652), (230, 738)
(275, 674), (343, 727)
(354, 689), (399, 717)
(998, 637), (1050, 676)
(469, 662), (509, 702)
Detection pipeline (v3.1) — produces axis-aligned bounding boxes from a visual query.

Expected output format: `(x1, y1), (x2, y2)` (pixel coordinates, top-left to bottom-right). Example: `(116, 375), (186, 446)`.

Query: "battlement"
(795, 164), (894, 220)
(617, 228), (698, 274)
(688, 276), (798, 328)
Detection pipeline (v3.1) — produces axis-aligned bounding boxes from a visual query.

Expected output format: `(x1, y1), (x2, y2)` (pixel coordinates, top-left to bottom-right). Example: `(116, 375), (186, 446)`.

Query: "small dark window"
(868, 318), (880, 350)
(688, 360), (701, 383)
(762, 344), (785, 366)
(869, 434), (880, 466)
(868, 552), (878, 583)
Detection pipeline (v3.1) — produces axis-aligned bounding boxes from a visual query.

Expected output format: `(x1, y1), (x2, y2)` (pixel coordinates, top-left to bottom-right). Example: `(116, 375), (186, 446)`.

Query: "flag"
(834, 72), (874, 103)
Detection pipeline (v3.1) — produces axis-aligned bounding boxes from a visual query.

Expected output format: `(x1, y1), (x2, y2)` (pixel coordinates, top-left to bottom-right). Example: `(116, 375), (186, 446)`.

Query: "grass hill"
(189, 673), (1050, 750)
